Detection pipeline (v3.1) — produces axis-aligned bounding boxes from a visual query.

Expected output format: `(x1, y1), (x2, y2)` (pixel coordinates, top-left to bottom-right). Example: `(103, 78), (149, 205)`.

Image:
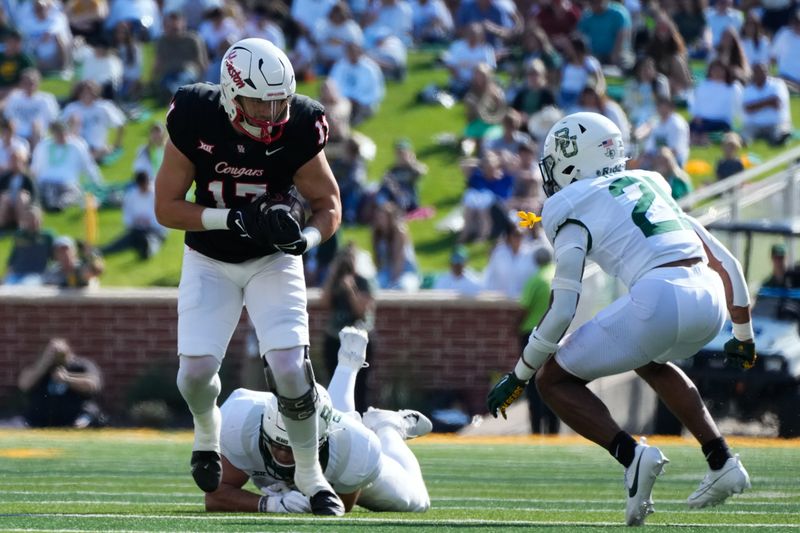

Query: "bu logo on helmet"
(554, 127), (578, 158)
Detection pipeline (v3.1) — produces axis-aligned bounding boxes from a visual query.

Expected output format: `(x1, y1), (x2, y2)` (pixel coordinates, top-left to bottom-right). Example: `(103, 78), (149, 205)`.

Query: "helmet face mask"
(220, 38), (296, 144)
(539, 112), (626, 197)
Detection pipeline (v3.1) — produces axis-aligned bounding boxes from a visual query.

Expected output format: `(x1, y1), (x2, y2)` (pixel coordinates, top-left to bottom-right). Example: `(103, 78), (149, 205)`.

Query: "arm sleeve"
(292, 101), (328, 166)
(516, 222), (588, 379)
(686, 215), (750, 307)
(165, 87), (195, 158)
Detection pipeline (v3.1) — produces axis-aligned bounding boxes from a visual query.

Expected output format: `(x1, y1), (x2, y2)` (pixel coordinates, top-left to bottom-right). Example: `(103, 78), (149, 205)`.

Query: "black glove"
(227, 197), (272, 246)
(266, 208), (307, 255)
(723, 337), (757, 369)
(486, 372), (528, 419)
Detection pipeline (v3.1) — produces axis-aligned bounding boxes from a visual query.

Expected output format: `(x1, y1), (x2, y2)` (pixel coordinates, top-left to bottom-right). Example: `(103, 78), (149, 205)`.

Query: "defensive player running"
(487, 112), (754, 526)
(206, 327), (432, 514)
(154, 38), (343, 514)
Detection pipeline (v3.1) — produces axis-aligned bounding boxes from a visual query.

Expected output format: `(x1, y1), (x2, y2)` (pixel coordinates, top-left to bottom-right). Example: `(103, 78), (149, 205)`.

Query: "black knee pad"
(264, 348), (318, 421)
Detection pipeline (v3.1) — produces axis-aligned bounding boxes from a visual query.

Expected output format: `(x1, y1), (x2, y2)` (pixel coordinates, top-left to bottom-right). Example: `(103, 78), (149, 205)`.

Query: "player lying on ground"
(487, 112), (755, 526)
(205, 327), (432, 513)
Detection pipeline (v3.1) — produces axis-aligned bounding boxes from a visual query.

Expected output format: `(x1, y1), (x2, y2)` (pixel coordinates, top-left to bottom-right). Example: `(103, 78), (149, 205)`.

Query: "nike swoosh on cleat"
(629, 453), (643, 498)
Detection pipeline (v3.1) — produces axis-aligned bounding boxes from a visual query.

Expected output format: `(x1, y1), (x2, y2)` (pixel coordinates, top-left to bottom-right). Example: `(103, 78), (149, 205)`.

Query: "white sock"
(193, 405), (221, 452)
(176, 356), (221, 452)
(327, 366), (358, 412)
(376, 426), (423, 480)
(283, 415), (330, 496)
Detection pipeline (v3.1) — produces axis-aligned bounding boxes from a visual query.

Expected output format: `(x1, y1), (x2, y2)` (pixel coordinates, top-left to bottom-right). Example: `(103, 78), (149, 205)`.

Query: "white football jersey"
(542, 169), (706, 288)
(219, 389), (382, 495)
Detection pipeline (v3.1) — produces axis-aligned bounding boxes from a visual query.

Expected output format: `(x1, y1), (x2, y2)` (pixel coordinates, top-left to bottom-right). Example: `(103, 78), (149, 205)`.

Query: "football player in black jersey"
(154, 38), (344, 516)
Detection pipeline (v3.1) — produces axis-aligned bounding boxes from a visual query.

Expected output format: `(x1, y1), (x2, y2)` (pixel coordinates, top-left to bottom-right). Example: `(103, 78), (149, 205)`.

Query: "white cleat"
(687, 454), (751, 509)
(398, 409), (433, 439)
(337, 326), (369, 370)
(624, 439), (669, 526)
(363, 407), (433, 440)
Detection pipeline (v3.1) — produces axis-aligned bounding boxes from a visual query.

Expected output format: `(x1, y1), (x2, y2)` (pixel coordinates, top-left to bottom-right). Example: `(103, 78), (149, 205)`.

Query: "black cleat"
(191, 450), (221, 493)
(309, 489), (345, 516)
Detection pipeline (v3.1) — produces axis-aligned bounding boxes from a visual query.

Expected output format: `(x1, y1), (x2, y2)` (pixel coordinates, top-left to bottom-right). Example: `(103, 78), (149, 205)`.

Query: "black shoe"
(309, 489), (345, 516)
(190, 450), (221, 493)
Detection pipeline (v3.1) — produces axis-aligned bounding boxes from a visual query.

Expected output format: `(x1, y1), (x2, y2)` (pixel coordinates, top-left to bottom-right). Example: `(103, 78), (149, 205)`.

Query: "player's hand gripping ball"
(226, 190), (305, 249)
(261, 191), (309, 255)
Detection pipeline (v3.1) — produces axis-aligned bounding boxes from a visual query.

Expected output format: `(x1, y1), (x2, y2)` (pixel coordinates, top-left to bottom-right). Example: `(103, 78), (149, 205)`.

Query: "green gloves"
(487, 372), (527, 419)
(723, 338), (757, 369)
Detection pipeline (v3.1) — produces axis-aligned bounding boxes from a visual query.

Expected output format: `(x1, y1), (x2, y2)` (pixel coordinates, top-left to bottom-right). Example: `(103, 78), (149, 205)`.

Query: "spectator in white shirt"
(17, 0), (73, 74)
(76, 36), (123, 100)
(0, 118), (30, 174)
(443, 23), (496, 98)
(433, 246), (482, 296)
(741, 63), (792, 146)
(316, 2), (364, 73)
(30, 120), (103, 211)
(623, 56), (670, 129)
(3, 68), (60, 149)
(132, 122), (165, 180)
(740, 12), (771, 69)
(104, 0), (162, 41)
(555, 32), (604, 111)
(244, 6), (286, 50)
(101, 171), (166, 259)
(363, 0), (414, 47)
(112, 21), (144, 102)
(198, 6), (240, 56)
(365, 25), (408, 81)
(60, 80), (126, 161)
(290, 0), (337, 37)
(771, 10), (800, 91)
(704, 0), (743, 48)
(410, 0), (453, 44)
(328, 40), (386, 125)
(642, 96), (690, 168)
(482, 223), (538, 299)
(689, 60), (741, 145)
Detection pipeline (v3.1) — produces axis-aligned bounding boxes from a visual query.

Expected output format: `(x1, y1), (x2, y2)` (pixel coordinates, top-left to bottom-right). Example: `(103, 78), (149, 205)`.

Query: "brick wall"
(0, 288), (521, 420)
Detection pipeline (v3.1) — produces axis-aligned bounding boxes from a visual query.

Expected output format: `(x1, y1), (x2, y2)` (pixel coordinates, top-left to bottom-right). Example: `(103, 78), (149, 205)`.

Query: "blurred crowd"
(0, 0), (796, 294)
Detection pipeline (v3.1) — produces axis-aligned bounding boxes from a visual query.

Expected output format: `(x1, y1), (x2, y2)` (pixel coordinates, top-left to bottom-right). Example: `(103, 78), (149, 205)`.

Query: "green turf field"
(1, 430), (798, 532)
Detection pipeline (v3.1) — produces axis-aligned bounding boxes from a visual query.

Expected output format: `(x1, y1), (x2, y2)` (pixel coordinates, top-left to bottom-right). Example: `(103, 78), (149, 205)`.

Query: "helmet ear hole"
(563, 165), (575, 175)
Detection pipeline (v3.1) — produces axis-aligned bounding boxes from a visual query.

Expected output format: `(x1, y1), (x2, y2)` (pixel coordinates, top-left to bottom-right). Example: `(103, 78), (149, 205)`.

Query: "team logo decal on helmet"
(553, 127), (578, 158)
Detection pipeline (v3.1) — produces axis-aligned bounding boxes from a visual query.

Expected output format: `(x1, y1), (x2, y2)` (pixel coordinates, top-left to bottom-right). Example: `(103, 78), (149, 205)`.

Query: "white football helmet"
(259, 385), (333, 481)
(539, 112), (626, 197)
(220, 38), (296, 143)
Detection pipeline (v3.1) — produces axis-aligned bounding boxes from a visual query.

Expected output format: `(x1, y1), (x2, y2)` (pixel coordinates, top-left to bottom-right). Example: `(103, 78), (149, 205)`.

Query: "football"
(258, 189), (306, 228)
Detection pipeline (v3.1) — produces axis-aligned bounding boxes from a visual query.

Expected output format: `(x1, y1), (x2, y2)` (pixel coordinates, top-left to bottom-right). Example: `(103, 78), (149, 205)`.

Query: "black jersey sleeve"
(165, 86), (196, 159)
(289, 96), (329, 168)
